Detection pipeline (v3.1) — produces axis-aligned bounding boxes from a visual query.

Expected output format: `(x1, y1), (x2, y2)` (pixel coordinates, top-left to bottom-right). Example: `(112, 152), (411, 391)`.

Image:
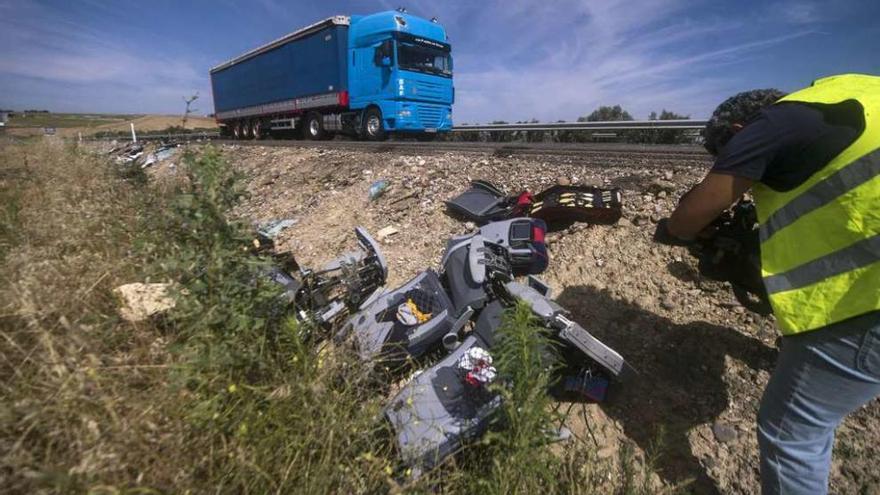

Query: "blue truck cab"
(209, 10), (454, 141)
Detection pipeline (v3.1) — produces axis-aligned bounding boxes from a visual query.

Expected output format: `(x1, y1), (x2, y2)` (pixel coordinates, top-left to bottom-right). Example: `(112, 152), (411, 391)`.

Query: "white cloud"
(444, 0), (816, 122)
(0, 0), (208, 113)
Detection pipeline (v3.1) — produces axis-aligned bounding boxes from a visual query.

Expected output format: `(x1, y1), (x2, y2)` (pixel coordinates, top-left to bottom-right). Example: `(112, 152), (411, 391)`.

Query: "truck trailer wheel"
(362, 107), (387, 141)
(233, 121), (244, 140)
(304, 113), (326, 140)
(250, 120), (263, 140)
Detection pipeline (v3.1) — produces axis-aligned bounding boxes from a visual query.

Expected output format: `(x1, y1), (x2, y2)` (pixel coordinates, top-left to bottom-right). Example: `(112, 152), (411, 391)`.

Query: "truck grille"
(413, 80), (447, 101)
(418, 106), (443, 128)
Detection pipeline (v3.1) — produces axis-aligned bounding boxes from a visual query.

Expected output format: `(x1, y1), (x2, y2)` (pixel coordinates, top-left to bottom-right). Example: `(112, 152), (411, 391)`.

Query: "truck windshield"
(397, 42), (452, 77)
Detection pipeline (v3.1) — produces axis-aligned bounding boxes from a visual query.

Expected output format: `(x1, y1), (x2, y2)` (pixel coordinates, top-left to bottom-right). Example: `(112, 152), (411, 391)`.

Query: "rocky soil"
(214, 143), (879, 494)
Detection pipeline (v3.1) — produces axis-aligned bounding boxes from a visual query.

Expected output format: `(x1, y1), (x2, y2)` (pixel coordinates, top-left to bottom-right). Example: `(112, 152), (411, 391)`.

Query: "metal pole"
(130, 123), (137, 143)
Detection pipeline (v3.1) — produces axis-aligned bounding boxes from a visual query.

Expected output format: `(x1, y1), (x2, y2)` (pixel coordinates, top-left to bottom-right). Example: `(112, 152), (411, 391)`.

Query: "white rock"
(114, 283), (176, 322)
(376, 226), (399, 241)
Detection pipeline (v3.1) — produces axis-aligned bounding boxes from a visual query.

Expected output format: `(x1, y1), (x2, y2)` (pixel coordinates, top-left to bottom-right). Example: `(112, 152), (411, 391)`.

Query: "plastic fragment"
(368, 179), (390, 200)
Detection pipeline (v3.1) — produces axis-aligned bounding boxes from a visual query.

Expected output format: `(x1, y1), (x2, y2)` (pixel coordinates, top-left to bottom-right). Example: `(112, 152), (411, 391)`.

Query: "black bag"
(445, 180), (623, 229)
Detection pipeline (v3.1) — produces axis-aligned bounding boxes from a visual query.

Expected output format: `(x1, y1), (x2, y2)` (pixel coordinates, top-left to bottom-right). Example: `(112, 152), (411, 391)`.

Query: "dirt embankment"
(214, 143), (880, 494)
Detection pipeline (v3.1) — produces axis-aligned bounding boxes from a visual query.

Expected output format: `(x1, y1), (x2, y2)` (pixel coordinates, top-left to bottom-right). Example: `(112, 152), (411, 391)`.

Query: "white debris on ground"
(113, 282), (176, 322)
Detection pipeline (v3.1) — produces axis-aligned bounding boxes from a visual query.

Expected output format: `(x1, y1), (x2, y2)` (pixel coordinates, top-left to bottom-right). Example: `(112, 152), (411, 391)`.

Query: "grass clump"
(144, 148), (395, 493)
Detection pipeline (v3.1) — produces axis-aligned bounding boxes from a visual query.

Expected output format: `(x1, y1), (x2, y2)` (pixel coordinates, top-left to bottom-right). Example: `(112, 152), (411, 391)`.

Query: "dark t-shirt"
(711, 100), (863, 191)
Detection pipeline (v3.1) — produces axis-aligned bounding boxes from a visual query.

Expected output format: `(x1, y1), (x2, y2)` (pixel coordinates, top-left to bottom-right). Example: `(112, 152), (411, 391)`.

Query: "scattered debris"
(216, 144), (873, 493)
(445, 179), (622, 229)
(263, 227), (387, 328)
(457, 346), (497, 386)
(258, 218), (298, 239)
(108, 140), (180, 169)
(155, 145), (178, 162)
(368, 179), (390, 200)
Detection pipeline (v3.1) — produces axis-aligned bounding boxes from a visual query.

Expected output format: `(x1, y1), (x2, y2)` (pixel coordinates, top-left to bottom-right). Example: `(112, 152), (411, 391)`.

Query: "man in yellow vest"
(657, 74), (879, 494)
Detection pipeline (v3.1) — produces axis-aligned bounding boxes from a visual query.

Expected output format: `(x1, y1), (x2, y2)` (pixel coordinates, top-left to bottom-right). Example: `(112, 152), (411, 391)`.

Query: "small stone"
(464, 221), (476, 231)
(712, 421), (738, 444)
(596, 259), (605, 267)
(597, 446), (616, 459)
(376, 226), (399, 241)
(657, 190), (668, 199)
(647, 178), (676, 194)
(664, 170), (674, 181)
(660, 297), (675, 310)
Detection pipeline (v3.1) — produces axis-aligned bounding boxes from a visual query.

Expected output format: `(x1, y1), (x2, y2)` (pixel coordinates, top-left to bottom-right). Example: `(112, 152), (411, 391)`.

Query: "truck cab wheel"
(363, 107), (387, 141)
(304, 113), (325, 140)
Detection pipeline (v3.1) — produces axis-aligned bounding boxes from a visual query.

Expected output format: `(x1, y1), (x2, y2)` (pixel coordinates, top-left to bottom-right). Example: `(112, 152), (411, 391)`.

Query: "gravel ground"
(211, 143), (880, 494)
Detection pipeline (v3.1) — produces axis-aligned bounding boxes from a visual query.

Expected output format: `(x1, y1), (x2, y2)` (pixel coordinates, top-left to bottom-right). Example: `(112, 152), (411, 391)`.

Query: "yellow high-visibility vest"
(752, 74), (880, 334)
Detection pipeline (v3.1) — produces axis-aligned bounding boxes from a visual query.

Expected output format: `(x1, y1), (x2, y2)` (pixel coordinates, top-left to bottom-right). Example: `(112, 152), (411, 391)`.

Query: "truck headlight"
(399, 109), (412, 118)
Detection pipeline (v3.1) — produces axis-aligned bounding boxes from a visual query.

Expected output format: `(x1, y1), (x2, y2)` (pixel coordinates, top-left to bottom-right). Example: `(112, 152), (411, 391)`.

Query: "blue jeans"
(758, 310), (880, 494)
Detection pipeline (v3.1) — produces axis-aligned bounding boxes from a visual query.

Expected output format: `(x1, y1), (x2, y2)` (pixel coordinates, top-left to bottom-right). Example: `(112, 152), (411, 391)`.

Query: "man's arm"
(667, 172), (754, 240)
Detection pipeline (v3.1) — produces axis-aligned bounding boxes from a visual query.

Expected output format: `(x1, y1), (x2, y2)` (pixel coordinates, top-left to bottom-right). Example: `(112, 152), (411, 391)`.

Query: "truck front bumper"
(386, 102), (452, 132)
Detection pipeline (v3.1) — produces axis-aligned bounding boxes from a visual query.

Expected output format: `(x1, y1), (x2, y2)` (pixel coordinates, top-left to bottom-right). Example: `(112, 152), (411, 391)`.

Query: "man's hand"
(653, 218), (692, 246)
(667, 173), (754, 240)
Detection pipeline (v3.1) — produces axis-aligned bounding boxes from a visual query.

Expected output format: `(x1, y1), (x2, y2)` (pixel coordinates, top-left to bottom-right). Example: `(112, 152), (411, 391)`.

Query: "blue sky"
(1, 0), (878, 122)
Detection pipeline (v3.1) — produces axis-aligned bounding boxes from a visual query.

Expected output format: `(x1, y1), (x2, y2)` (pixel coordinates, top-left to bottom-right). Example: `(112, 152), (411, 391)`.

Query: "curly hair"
(703, 88), (787, 155)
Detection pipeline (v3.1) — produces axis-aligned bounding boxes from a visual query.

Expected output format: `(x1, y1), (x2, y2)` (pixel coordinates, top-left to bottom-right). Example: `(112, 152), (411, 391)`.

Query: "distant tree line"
(446, 105), (699, 144)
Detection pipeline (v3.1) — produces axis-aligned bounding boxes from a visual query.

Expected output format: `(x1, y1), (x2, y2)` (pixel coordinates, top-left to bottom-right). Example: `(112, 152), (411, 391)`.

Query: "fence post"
(130, 123), (137, 143)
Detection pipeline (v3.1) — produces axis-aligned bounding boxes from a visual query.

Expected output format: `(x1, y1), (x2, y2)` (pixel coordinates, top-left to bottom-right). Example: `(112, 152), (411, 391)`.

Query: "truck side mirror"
(380, 56), (392, 67)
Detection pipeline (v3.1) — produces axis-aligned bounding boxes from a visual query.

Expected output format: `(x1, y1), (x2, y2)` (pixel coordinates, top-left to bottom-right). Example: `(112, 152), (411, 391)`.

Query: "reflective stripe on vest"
(752, 73), (880, 335)
(763, 234), (880, 294)
(759, 148), (880, 243)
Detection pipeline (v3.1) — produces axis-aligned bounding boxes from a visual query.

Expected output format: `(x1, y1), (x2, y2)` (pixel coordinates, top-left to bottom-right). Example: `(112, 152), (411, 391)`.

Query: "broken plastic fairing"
(341, 219), (541, 362)
(386, 278), (628, 476)
(269, 227), (388, 327)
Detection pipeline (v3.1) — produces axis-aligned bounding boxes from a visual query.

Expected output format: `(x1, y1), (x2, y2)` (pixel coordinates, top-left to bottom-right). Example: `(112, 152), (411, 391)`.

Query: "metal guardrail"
(453, 119), (708, 131)
(80, 119), (707, 142)
(451, 119), (707, 132)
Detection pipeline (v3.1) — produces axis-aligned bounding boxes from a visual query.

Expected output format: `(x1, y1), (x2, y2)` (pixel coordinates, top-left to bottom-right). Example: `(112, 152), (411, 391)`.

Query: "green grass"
(0, 140), (664, 494)
(5, 112), (143, 128)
